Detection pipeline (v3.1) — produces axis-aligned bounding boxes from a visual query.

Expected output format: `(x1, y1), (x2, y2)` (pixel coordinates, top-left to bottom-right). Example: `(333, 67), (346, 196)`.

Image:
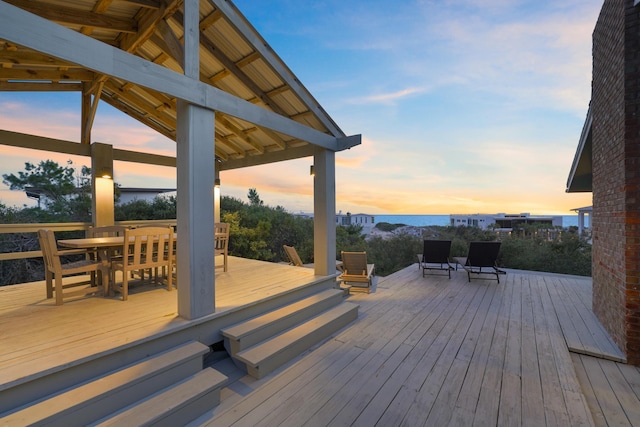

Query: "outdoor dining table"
(58, 234), (178, 290)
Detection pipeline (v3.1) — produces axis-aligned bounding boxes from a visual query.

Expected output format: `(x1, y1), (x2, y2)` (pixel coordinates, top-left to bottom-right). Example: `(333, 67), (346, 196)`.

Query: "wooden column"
(176, 102), (216, 319)
(90, 142), (114, 227)
(313, 148), (336, 276)
(176, 0), (216, 320)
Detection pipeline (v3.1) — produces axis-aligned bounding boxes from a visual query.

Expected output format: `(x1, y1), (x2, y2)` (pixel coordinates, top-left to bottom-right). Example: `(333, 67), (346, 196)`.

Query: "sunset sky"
(0, 0), (598, 215)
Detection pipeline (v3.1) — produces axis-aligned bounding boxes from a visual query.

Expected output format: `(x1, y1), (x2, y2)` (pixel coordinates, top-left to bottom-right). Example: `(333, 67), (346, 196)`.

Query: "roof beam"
(118, 0), (182, 53)
(0, 81), (82, 91)
(0, 50), (78, 68)
(122, 0), (161, 9)
(152, 20), (184, 69)
(3, 0), (137, 34)
(220, 144), (317, 171)
(0, 69), (95, 81)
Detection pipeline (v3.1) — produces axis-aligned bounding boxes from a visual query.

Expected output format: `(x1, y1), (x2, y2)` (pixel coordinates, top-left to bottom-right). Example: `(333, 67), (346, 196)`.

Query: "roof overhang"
(0, 0), (361, 168)
(566, 105), (592, 192)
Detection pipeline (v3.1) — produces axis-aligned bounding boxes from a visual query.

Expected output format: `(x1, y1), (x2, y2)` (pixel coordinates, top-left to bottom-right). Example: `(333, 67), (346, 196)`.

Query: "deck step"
(92, 367), (227, 427)
(0, 341), (210, 426)
(222, 288), (345, 355)
(234, 302), (359, 379)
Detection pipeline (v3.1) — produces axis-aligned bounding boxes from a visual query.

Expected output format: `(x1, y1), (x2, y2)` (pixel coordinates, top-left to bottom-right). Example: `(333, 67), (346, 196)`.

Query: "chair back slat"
(214, 223), (229, 248)
(38, 229), (59, 273)
(124, 227), (173, 270)
(341, 251), (368, 276)
(283, 245), (304, 267)
(87, 225), (127, 238)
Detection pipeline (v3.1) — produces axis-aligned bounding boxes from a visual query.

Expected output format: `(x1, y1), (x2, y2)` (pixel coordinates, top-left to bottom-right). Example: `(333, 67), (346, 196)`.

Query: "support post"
(176, 102), (216, 319)
(176, 0), (216, 320)
(313, 148), (336, 276)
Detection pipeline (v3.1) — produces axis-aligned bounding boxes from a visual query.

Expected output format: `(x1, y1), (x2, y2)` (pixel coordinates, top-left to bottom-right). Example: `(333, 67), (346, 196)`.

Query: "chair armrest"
(366, 264), (375, 276)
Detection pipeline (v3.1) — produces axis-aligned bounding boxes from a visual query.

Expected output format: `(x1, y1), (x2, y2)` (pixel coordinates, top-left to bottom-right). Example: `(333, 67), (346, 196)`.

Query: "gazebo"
(0, 0), (361, 321)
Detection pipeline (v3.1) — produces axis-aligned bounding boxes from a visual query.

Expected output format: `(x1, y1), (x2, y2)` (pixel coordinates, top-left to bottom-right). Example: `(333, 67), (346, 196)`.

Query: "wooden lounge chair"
(417, 239), (454, 278)
(454, 241), (505, 283)
(214, 222), (230, 272)
(283, 245), (304, 267)
(338, 251), (375, 293)
(110, 226), (174, 300)
(38, 229), (107, 305)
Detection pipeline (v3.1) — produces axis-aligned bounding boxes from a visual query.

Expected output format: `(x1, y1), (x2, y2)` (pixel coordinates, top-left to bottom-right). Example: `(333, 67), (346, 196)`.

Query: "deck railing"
(0, 220), (177, 262)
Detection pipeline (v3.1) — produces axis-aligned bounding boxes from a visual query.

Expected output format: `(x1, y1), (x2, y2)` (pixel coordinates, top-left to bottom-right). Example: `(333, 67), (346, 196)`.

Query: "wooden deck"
(196, 265), (637, 427)
(0, 256), (336, 412)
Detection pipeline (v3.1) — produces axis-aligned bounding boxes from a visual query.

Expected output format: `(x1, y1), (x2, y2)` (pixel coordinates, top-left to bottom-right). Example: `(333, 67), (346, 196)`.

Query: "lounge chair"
(283, 245), (304, 267)
(338, 251), (375, 293)
(454, 241), (505, 283)
(417, 239), (454, 278)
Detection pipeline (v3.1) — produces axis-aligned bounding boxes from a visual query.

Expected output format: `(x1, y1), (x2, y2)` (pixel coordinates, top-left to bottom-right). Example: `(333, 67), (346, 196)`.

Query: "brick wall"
(623, 2), (640, 364)
(592, 0), (640, 364)
(592, 0), (627, 357)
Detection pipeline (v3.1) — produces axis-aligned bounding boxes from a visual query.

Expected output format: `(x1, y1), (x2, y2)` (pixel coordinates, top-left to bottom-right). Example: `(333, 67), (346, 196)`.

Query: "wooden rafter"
(80, 0), (115, 35)
(81, 79), (105, 144)
(217, 115), (264, 154)
(0, 81), (82, 91)
(122, 0), (161, 9)
(3, 0), (137, 34)
(215, 130), (246, 157)
(0, 50), (78, 69)
(152, 19), (184, 69)
(0, 69), (95, 81)
(118, 0), (182, 53)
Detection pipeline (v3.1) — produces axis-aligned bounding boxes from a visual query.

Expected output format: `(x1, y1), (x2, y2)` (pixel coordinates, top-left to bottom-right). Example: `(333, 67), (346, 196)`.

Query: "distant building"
(449, 213), (563, 231)
(336, 211), (375, 235)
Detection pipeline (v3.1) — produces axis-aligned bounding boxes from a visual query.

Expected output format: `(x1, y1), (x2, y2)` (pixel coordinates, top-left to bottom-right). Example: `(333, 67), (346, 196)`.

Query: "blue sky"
(0, 0), (599, 214)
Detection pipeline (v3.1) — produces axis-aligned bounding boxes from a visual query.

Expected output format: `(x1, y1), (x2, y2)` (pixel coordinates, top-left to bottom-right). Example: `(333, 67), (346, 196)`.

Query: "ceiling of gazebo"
(0, 0), (352, 169)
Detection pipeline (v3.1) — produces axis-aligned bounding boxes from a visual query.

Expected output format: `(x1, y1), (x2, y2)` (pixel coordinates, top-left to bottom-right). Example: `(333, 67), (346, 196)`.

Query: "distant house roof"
(566, 106), (593, 193)
(119, 188), (175, 195)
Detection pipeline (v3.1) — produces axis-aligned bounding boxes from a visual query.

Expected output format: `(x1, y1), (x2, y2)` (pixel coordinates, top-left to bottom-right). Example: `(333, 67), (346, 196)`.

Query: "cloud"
(347, 86), (429, 105)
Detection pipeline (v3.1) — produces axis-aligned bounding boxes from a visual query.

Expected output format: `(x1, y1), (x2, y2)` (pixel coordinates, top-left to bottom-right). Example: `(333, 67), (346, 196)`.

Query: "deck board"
(4, 260), (640, 426)
(0, 257), (322, 390)
(199, 268), (624, 427)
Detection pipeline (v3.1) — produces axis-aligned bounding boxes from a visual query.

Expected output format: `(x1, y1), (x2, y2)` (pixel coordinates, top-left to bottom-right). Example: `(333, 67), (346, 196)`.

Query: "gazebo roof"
(0, 0), (359, 170)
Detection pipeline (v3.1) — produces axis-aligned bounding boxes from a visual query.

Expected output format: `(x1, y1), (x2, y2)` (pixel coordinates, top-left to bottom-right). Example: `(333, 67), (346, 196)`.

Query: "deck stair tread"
(234, 301), (359, 379)
(0, 341), (209, 426)
(222, 288), (344, 354)
(93, 367), (227, 427)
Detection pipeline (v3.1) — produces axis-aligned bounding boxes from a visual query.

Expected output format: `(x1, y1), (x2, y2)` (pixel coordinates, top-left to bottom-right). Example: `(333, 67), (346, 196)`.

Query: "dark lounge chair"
(417, 240), (454, 278)
(454, 241), (505, 283)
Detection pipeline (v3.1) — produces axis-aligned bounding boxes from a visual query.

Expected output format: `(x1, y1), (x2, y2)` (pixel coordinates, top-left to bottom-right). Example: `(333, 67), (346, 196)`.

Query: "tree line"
(0, 160), (592, 286)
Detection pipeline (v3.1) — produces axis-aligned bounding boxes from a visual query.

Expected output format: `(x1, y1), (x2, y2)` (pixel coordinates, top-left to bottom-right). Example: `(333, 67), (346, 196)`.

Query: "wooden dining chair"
(214, 222), (230, 272)
(38, 229), (108, 305)
(87, 225), (128, 284)
(110, 226), (174, 301)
